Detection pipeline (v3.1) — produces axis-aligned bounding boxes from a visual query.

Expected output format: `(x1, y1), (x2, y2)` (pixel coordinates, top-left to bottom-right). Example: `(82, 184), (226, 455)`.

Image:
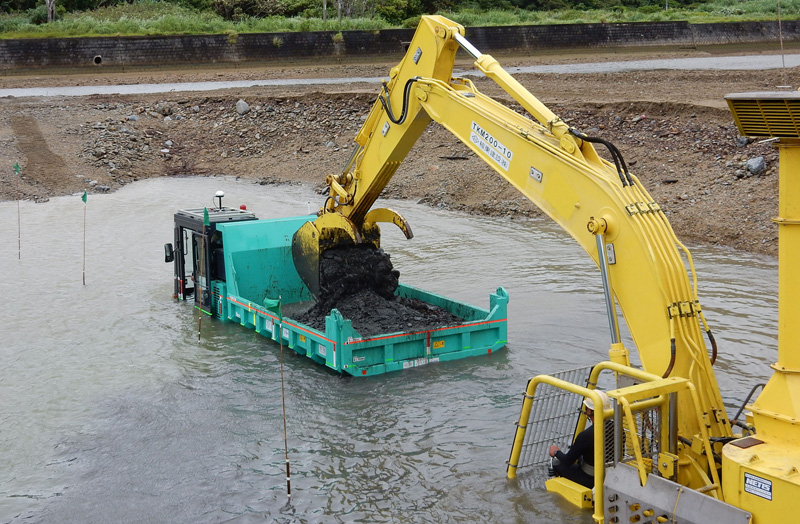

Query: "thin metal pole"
(278, 297), (291, 498)
(82, 201), (86, 285)
(15, 163), (21, 260)
(197, 227), (206, 342)
(614, 402), (622, 464)
(17, 198), (21, 260)
(669, 392), (678, 456)
(778, 0), (788, 86)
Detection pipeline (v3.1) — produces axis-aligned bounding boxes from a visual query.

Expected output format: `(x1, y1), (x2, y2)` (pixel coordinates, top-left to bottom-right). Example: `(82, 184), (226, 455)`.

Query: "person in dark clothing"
(548, 391), (611, 489)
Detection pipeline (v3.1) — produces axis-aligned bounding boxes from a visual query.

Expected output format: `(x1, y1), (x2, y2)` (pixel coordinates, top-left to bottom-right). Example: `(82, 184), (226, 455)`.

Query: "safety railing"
(618, 397), (663, 479)
(506, 365), (593, 477)
(507, 361), (717, 522)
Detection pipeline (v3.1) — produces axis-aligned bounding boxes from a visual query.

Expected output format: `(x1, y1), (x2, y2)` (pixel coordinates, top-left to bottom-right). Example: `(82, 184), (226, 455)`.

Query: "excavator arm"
(292, 16), (732, 466)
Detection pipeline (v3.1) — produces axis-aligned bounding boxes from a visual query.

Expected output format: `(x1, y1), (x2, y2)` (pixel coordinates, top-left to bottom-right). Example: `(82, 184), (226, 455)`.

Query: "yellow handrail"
(507, 375), (610, 524)
(509, 361), (723, 521)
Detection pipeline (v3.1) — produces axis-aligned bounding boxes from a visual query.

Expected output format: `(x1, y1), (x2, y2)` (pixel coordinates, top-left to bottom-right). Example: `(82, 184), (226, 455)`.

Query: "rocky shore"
(1, 56), (792, 256)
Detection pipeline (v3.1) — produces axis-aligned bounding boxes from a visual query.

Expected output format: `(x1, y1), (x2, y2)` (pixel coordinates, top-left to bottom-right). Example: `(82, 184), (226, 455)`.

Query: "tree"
(46, 0), (56, 21)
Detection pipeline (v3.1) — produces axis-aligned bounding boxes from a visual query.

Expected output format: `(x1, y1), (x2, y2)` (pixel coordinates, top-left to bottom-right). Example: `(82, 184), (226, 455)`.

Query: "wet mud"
(295, 246), (462, 337)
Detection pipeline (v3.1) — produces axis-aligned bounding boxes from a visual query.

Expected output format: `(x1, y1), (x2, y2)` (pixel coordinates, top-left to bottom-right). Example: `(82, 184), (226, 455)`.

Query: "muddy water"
(1, 176), (776, 523)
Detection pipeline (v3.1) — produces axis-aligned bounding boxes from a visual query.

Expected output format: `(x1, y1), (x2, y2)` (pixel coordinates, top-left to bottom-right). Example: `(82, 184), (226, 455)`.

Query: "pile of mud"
(295, 246), (463, 337)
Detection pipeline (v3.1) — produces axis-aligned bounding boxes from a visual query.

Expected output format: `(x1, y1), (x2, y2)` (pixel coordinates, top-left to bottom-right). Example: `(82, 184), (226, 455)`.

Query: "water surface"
(1, 177), (777, 523)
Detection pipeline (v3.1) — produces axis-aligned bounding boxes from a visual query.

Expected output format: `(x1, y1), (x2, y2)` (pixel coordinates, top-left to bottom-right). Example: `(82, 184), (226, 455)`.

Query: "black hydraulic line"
(571, 127), (631, 186)
(569, 128), (634, 187)
(608, 140), (633, 187)
(706, 440), (724, 465)
(732, 383), (766, 424)
(732, 419), (756, 436)
(680, 436), (724, 466)
(662, 338), (677, 378)
(706, 329), (718, 365)
(323, 195), (335, 213)
(323, 176), (357, 213)
(378, 77), (421, 126)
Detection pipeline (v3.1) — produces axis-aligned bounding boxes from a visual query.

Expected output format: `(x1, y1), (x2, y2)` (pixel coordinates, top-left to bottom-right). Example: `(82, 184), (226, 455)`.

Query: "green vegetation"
(0, 0), (797, 39)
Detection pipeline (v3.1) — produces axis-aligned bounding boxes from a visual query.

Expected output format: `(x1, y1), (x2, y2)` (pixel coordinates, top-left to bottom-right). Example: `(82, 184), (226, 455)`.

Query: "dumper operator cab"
(164, 192), (257, 311)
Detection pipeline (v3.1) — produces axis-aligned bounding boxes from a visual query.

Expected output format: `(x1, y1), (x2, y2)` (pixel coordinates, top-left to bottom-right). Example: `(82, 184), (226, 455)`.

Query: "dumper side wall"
(216, 216), (315, 306)
(396, 284), (489, 321)
(217, 281), (509, 376)
(338, 285), (509, 376)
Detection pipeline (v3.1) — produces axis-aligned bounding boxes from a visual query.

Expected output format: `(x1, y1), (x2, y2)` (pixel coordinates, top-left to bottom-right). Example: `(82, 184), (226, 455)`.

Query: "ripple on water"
(0, 176), (776, 523)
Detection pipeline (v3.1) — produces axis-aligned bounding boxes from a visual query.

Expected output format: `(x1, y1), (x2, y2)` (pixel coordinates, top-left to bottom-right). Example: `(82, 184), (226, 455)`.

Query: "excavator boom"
(292, 15), (729, 447)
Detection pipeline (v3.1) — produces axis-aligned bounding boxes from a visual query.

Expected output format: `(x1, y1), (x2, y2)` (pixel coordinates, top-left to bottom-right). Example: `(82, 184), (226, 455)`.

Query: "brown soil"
(0, 48), (794, 257)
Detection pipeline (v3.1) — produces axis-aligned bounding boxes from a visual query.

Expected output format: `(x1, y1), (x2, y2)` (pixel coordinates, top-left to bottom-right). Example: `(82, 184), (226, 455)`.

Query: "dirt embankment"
(0, 52), (793, 256)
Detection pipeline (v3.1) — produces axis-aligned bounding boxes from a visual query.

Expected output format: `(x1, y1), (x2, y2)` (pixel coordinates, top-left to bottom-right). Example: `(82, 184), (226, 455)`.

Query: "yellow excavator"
(291, 14), (800, 523)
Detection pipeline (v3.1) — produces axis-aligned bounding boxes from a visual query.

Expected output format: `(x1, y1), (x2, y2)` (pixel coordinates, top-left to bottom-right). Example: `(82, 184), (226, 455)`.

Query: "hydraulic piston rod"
(592, 225), (621, 345)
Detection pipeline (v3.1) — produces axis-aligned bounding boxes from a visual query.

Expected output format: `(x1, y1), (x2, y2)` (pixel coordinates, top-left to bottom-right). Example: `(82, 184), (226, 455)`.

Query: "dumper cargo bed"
(218, 281), (508, 376)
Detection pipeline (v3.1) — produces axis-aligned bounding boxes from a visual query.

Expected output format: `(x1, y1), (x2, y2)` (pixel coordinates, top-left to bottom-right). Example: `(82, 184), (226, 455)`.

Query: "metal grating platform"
(726, 91), (800, 138)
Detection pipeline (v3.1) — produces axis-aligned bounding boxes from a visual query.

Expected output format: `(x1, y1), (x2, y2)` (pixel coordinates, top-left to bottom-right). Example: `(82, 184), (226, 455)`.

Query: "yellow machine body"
(721, 93), (800, 523)
(545, 477), (594, 509)
(292, 16), (800, 524)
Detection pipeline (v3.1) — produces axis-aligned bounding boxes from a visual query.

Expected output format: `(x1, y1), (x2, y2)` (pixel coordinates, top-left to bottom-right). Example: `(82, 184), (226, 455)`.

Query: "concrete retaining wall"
(0, 20), (797, 71)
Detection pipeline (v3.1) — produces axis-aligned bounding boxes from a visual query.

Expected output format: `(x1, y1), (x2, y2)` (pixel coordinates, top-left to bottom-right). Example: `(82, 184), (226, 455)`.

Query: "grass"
(0, 0), (798, 39)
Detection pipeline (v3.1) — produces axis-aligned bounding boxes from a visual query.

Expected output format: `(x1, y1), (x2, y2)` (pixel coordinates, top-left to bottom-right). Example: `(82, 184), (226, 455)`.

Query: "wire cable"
(277, 297), (292, 499)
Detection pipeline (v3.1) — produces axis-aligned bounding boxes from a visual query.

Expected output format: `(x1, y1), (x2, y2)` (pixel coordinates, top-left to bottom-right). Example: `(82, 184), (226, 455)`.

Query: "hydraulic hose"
(662, 338), (677, 378)
(379, 77), (421, 125)
(663, 315), (677, 378)
(732, 383), (765, 424)
(569, 128), (634, 187)
(698, 311), (718, 366)
(706, 329), (718, 365)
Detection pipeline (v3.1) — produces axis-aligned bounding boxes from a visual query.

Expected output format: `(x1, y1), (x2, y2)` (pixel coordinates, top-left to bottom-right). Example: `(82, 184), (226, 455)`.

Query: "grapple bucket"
(290, 213), (370, 299)
(291, 209), (412, 299)
(291, 220), (323, 299)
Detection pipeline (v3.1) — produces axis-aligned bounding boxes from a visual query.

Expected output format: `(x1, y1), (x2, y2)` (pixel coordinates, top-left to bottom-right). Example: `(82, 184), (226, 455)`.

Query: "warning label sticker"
(744, 472), (772, 501)
(470, 121), (512, 171)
